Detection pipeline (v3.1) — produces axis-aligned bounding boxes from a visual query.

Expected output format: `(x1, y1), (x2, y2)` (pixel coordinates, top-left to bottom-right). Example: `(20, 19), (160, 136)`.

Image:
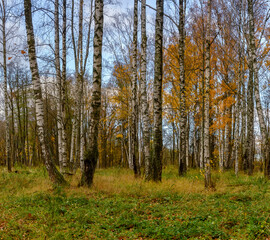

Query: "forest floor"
(0, 166), (270, 240)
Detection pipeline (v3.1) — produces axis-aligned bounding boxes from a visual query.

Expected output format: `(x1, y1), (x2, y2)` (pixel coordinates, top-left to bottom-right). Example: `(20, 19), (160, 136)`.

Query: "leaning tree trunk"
(204, 0), (213, 189)
(141, 0), (151, 181)
(1, 0), (11, 172)
(152, 0), (164, 182)
(24, 0), (66, 185)
(178, 0), (186, 176)
(131, 0), (140, 177)
(80, 0), (104, 187)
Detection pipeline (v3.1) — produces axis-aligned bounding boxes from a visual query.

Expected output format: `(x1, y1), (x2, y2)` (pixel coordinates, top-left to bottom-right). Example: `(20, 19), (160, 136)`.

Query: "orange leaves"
(112, 63), (132, 120)
(7, 50), (27, 61)
(163, 35), (201, 121)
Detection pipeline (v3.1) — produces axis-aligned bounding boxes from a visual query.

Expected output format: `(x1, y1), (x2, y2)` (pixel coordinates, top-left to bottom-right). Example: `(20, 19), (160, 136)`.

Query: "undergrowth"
(0, 166), (269, 239)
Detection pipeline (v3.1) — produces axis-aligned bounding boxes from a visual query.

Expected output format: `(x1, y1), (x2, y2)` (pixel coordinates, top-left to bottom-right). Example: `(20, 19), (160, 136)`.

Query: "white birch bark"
(186, 114), (189, 168)
(141, 0), (151, 180)
(80, 0), (104, 186)
(246, 0), (255, 175)
(54, 0), (68, 174)
(204, 0), (213, 189)
(200, 121), (204, 169)
(254, 59), (269, 177)
(1, 0), (11, 172)
(70, 119), (75, 170)
(153, 0), (164, 181)
(61, 0), (68, 173)
(233, 6), (243, 176)
(24, 0), (66, 184)
(131, 0), (140, 177)
(128, 114), (133, 169)
(179, 0), (187, 176)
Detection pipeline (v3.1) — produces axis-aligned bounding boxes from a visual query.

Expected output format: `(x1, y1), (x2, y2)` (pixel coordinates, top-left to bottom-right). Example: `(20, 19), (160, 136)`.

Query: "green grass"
(0, 166), (270, 239)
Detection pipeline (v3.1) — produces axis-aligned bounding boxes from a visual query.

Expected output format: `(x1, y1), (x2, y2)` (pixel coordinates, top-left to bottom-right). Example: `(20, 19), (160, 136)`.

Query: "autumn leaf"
(116, 134), (123, 139)
(21, 50), (26, 54)
(8, 57), (12, 60)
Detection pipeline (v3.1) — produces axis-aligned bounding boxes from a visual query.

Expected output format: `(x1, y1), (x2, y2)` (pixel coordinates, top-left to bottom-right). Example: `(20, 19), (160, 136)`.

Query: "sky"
(0, 0), (159, 118)
(105, 0), (157, 22)
(116, 0), (156, 10)
(101, 0), (158, 82)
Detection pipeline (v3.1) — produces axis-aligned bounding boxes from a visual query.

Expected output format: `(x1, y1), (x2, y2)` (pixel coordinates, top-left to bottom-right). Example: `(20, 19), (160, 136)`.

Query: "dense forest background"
(0, 0), (269, 188)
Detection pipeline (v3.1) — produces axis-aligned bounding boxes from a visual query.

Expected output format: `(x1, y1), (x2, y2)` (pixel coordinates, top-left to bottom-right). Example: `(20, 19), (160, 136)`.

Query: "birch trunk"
(71, 0), (83, 169)
(172, 121), (176, 165)
(234, 7), (243, 176)
(77, 0), (84, 169)
(254, 61), (269, 177)
(128, 114), (133, 169)
(152, 0), (164, 182)
(200, 121), (204, 169)
(70, 119), (75, 171)
(141, 0), (151, 180)
(178, 0), (186, 176)
(224, 104), (232, 169)
(234, 73), (241, 176)
(233, 60), (242, 176)
(241, 77), (247, 170)
(55, 0), (62, 169)
(80, 0), (104, 186)
(24, 0), (66, 184)
(249, 2), (270, 178)
(121, 121), (124, 166)
(204, 0), (213, 189)
(246, 0), (255, 175)
(186, 114), (189, 168)
(1, 0), (11, 172)
(61, 0), (68, 172)
(80, 104), (84, 170)
(54, 0), (68, 174)
(131, 0), (140, 177)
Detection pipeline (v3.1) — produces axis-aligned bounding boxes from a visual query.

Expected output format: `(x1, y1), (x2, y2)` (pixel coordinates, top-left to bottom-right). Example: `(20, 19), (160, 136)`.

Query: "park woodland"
(0, 0), (270, 238)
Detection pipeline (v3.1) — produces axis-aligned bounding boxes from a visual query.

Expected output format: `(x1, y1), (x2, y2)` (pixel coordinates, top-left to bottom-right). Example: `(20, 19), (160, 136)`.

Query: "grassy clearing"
(0, 166), (270, 239)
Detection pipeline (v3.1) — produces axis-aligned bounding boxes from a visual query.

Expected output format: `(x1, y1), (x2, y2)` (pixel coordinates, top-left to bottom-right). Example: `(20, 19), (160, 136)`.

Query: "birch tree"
(204, 0), (213, 189)
(246, 0), (255, 175)
(24, 0), (66, 184)
(54, 0), (68, 174)
(178, 0), (186, 176)
(0, 0), (11, 172)
(233, 0), (244, 176)
(141, 0), (151, 181)
(153, 0), (164, 181)
(131, 0), (140, 177)
(250, 0), (270, 178)
(80, 0), (104, 186)
(70, 0), (94, 171)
